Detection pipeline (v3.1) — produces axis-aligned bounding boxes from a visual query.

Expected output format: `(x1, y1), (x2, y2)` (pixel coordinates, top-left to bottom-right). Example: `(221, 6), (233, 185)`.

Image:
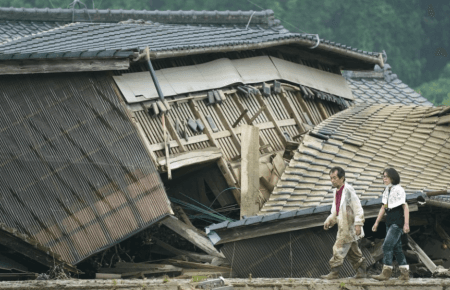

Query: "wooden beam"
(240, 125), (260, 219)
(188, 99), (217, 147)
(217, 157), (241, 205)
(254, 92), (287, 146)
(248, 105), (266, 124)
(293, 91), (315, 125)
(216, 203), (419, 245)
(165, 115), (186, 152)
(158, 147), (222, 171)
(279, 89), (307, 132)
(162, 114), (172, 179)
(161, 216), (224, 258)
(0, 59), (129, 75)
(151, 237), (220, 264)
(316, 101), (329, 120)
(407, 234), (437, 273)
(232, 109), (249, 128)
(213, 103), (241, 152)
(231, 93), (271, 152)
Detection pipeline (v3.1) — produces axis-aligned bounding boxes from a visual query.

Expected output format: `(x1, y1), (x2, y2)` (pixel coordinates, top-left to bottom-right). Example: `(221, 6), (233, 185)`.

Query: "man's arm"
(349, 188), (364, 235)
(324, 194), (337, 230)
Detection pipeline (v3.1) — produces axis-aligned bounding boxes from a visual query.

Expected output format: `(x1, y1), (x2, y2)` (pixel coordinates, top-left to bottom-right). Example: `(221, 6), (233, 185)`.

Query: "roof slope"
(343, 64), (433, 107)
(0, 72), (172, 264)
(260, 103), (450, 213)
(0, 22), (296, 54)
(0, 7), (382, 68)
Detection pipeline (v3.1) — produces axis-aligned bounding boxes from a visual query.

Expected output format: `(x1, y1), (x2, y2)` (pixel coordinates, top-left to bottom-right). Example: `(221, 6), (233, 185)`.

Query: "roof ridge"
(0, 7), (276, 26)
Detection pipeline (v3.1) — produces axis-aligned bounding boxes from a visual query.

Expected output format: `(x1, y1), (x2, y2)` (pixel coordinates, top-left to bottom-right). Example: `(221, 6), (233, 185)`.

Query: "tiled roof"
(0, 20), (68, 44)
(260, 103), (450, 214)
(0, 22), (297, 54)
(207, 192), (424, 231)
(0, 7), (382, 64)
(343, 64), (434, 107)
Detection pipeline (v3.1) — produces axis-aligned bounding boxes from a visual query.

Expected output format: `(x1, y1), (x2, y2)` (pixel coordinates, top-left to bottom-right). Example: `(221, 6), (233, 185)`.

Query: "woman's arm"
(372, 205), (386, 232)
(403, 203), (410, 234)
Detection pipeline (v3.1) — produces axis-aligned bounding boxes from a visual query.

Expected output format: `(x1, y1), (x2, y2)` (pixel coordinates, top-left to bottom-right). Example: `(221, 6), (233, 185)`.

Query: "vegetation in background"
(0, 0), (449, 105)
(415, 62), (450, 106)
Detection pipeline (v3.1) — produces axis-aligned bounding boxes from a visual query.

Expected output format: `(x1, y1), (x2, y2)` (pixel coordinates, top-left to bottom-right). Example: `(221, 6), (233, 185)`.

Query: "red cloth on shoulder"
(335, 185), (344, 216)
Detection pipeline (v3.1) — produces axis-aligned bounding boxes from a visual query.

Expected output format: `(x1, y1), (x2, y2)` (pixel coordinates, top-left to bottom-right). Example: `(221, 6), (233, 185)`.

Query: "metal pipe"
(144, 46), (165, 101)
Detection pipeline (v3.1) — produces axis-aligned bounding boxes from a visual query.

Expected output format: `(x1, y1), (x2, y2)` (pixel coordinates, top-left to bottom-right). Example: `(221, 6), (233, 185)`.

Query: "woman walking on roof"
(371, 168), (410, 281)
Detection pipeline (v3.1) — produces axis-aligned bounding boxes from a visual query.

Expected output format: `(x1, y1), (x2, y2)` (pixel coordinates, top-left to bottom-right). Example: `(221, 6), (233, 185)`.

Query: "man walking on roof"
(321, 166), (366, 279)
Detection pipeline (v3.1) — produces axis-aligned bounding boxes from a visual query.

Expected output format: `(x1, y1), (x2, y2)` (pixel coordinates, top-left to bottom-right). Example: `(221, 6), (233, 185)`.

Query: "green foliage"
(414, 62), (450, 106)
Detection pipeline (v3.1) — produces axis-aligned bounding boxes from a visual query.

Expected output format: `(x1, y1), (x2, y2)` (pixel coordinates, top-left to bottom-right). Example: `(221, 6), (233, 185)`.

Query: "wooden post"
(165, 115), (186, 152)
(240, 125), (260, 219)
(162, 114), (172, 180)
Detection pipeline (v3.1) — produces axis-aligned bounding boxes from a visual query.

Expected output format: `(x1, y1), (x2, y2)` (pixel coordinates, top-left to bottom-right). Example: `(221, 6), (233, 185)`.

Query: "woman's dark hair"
(383, 168), (400, 185)
(330, 166), (345, 181)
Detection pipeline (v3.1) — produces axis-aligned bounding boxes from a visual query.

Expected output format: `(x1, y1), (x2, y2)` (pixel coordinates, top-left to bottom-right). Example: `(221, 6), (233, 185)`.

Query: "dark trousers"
(382, 224), (407, 266)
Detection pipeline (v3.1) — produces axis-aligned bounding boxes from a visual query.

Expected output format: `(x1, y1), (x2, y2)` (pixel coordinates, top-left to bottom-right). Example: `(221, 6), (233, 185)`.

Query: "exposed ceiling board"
(270, 56), (354, 101)
(116, 56), (353, 103)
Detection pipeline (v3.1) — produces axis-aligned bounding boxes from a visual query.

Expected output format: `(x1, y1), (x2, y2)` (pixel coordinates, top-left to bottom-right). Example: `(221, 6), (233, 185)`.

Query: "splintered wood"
(240, 125), (260, 219)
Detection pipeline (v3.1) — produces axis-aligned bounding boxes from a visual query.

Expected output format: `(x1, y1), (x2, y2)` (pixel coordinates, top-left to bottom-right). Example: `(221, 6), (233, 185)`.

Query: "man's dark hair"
(383, 168), (400, 185)
(330, 166), (345, 180)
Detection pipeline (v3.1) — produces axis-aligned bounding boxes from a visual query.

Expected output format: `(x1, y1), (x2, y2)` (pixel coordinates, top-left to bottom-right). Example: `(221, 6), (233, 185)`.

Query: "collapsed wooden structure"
(0, 6), (441, 279)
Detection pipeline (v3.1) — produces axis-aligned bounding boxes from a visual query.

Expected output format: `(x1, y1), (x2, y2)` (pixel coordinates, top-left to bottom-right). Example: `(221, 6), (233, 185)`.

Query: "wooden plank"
(216, 204), (419, 245)
(121, 267), (183, 278)
(98, 264), (181, 274)
(248, 105), (266, 124)
(165, 115), (186, 152)
(161, 216), (224, 258)
(232, 109), (249, 128)
(188, 99), (217, 147)
(231, 93), (271, 152)
(152, 238), (219, 263)
(293, 91), (315, 126)
(316, 101), (329, 120)
(0, 59), (130, 75)
(279, 89), (307, 132)
(96, 273), (121, 279)
(174, 206), (195, 228)
(254, 92), (287, 146)
(162, 114), (172, 179)
(407, 234), (437, 273)
(158, 147), (222, 171)
(240, 125), (260, 219)
(213, 103), (241, 151)
(162, 259), (230, 271)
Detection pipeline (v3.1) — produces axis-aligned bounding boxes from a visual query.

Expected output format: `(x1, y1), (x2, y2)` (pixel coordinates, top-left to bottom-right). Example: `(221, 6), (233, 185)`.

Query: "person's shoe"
(352, 260), (367, 278)
(398, 266), (410, 280)
(321, 266), (341, 280)
(371, 265), (393, 281)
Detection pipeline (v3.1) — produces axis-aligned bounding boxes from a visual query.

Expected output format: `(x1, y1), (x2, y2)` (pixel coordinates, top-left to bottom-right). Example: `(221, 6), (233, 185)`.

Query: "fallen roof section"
(0, 72), (172, 264)
(260, 103), (450, 213)
(206, 192), (424, 245)
(343, 64), (433, 107)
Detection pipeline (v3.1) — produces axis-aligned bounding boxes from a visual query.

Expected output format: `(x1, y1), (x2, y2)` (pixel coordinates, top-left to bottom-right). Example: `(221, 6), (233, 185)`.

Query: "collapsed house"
(0, 6), (439, 279)
(207, 103), (450, 278)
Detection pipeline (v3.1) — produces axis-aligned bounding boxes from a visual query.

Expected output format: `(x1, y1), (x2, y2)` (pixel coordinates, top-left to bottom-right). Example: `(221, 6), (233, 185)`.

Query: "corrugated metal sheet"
(221, 227), (375, 278)
(0, 73), (172, 264)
